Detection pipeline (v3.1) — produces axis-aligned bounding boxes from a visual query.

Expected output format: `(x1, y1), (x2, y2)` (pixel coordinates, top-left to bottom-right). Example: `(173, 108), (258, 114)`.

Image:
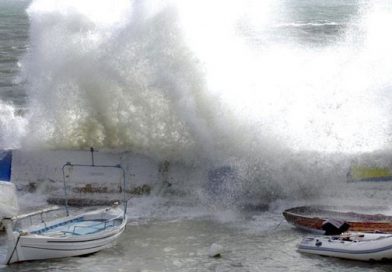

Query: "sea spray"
(21, 0), (244, 163)
(0, 101), (26, 149)
(0, 181), (18, 218)
(177, 0), (392, 154)
(14, 0), (392, 206)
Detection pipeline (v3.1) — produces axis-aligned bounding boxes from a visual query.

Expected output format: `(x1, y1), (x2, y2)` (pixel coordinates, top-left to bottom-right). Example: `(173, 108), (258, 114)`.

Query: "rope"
(272, 218), (285, 231)
(6, 233), (21, 265)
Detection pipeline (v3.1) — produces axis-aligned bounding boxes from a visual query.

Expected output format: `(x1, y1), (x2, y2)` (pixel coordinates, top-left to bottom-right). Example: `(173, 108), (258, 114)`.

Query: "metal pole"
(121, 166), (127, 215)
(90, 147), (95, 166)
(61, 160), (127, 217)
(62, 162), (71, 216)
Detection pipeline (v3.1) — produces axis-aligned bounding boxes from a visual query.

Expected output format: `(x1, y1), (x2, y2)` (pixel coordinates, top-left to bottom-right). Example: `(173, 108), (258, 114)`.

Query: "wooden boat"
(1, 152), (129, 264)
(283, 206), (392, 234)
(2, 205), (126, 264)
(298, 232), (392, 261)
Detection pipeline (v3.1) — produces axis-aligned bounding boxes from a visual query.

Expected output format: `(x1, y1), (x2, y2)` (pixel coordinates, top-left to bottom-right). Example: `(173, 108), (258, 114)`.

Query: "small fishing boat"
(1, 151), (128, 264)
(2, 204), (126, 264)
(298, 232), (392, 261)
(283, 206), (392, 234)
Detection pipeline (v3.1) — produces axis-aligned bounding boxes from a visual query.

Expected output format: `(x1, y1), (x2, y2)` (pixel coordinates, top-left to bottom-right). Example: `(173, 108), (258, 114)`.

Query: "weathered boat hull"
(283, 206), (392, 234)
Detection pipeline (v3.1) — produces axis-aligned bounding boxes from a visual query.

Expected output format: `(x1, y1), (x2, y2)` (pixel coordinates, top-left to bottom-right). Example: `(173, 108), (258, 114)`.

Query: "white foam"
(0, 181), (18, 218)
(19, 0), (392, 156)
(11, 0), (392, 206)
(0, 102), (27, 149)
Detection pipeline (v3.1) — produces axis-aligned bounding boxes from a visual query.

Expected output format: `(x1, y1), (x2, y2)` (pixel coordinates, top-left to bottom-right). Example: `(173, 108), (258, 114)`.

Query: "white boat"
(2, 205), (126, 264)
(298, 232), (392, 261)
(1, 150), (128, 264)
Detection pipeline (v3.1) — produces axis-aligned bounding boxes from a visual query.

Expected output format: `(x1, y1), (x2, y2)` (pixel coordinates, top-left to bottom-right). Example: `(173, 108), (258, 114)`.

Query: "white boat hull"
(298, 233), (392, 261)
(11, 224), (125, 262)
(6, 207), (127, 264)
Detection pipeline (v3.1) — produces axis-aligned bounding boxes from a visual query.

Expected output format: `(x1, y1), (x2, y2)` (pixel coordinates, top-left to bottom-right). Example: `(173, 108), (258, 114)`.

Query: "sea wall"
(10, 149), (163, 205)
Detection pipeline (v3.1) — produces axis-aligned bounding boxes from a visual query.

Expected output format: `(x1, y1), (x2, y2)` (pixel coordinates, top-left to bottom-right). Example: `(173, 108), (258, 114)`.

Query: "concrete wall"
(10, 149), (161, 204)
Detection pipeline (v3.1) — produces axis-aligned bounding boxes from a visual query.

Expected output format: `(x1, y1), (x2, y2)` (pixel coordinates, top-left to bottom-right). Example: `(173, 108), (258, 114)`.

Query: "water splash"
(0, 101), (26, 149)
(11, 0), (392, 205)
(176, 0), (392, 154)
(20, 0), (392, 156)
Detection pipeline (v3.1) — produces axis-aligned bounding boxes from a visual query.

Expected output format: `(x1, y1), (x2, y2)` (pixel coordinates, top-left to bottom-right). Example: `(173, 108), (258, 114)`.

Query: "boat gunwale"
(283, 206), (392, 223)
(20, 222), (126, 244)
(25, 208), (126, 239)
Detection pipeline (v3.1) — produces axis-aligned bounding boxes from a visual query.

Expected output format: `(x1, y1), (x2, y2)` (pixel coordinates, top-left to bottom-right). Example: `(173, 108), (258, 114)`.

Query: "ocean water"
(2, 0), (392, 271)
(0, 0), (28, 106)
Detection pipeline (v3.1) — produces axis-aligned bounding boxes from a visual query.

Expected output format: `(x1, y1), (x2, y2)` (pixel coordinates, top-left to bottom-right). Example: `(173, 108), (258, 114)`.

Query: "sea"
(2, 0), (392, 271)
